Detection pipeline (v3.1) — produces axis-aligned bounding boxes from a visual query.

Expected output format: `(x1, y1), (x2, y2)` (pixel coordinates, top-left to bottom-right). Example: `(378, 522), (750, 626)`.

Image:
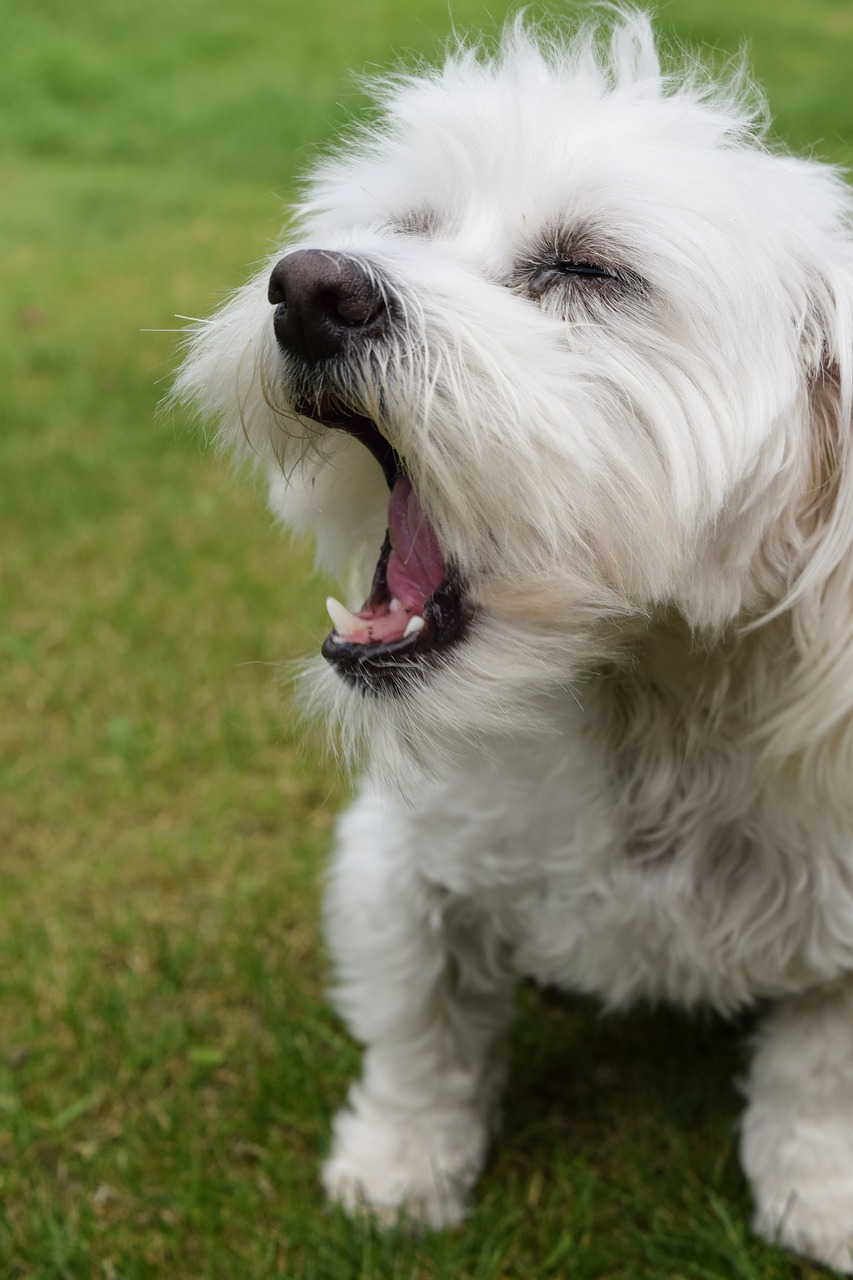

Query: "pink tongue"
(386, 477), (446, 610)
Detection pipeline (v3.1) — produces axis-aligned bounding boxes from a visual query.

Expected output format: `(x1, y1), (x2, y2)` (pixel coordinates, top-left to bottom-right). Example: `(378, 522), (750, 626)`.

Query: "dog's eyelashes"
(527, 260), (619, 297)
(557, 260), (618, 279)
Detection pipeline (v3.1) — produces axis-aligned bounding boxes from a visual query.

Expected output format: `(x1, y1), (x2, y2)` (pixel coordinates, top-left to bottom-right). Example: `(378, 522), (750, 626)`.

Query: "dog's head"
(177, 11), (853, 756)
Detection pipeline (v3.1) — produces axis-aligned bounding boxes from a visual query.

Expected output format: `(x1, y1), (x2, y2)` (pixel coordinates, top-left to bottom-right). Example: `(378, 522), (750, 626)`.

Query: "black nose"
(268, 249), (387, 363)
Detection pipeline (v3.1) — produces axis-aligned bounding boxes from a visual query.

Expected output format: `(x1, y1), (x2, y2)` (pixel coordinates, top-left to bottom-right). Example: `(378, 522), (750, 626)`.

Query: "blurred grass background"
(2, 0), (852, 1276)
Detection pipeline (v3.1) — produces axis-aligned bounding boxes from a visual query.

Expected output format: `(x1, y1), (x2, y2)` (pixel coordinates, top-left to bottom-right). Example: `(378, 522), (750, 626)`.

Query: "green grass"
(2, 0), (851, 1275)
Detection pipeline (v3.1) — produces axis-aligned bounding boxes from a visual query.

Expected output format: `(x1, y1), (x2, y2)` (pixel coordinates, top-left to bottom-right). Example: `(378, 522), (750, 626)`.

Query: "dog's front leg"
(320, 782), (513, 1227)
(740, 981), (853, 1272)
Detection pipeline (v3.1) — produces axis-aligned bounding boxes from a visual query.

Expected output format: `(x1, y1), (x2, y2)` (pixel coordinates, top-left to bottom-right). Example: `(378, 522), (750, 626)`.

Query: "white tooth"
(389, 597), (403, 613)
(326, 596), (363, 638)
(403, 615), (425, 638)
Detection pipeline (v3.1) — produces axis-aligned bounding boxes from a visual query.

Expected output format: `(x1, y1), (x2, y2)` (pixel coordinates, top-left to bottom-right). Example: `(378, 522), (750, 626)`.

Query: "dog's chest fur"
(410, 618), (853, 1011)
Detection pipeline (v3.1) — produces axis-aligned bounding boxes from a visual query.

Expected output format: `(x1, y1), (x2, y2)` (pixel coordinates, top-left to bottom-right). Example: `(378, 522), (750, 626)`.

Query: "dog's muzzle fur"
(268, 248), (472, 692)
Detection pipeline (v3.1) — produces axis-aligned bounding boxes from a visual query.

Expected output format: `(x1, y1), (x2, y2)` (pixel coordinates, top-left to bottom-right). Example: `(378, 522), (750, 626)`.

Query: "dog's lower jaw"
(740, 984), (853, 1274)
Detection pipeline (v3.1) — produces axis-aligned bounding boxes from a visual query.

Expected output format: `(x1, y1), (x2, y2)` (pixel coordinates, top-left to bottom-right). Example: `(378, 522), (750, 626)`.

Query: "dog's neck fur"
(584, 608), (821, 859)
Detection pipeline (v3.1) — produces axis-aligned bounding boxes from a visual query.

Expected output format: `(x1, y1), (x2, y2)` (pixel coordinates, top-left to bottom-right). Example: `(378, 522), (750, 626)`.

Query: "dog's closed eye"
(514, 231), (647, 308)
(527, 258), (619, 296)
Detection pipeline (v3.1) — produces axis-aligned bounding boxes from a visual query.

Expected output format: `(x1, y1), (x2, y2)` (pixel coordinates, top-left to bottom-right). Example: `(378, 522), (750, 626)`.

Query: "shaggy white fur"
(176, 11), (853, 1270)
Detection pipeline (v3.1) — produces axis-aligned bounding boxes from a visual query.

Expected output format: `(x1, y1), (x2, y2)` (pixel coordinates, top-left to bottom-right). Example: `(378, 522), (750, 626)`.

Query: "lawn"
(1, 0), (851, 1276)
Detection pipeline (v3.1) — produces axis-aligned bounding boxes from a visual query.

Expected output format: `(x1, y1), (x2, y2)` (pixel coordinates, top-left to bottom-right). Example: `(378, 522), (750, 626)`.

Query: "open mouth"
(299, 399), (470, 692)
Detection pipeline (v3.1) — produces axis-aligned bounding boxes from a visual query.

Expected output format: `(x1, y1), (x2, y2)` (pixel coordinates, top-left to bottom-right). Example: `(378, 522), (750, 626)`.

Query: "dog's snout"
(268, 249), (386, 363)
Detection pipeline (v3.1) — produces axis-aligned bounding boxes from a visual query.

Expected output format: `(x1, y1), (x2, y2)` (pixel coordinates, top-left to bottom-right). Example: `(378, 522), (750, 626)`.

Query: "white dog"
(176, 10), (853, 1270)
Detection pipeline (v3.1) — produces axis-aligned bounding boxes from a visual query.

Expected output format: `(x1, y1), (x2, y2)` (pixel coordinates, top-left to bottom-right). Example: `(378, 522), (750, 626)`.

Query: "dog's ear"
(803, 358), (845, 539)
(796, 264), (853, 588)
(760, 280), (853, 774)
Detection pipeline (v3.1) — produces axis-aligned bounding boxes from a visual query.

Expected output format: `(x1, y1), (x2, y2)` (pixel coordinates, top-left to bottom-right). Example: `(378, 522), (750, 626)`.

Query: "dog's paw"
(741, 989), (853, 1273)
(743, 1107), (853, 1272)
(321, 1086), (489, 1229)
(751, 1183), (853, 1274)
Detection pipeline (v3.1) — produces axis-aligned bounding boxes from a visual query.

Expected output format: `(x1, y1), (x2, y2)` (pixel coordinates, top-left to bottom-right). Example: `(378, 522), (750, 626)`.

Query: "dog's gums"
(295, 397), (471, 689)
(322, 475), (471, 691)
(295, 396), (471, 689)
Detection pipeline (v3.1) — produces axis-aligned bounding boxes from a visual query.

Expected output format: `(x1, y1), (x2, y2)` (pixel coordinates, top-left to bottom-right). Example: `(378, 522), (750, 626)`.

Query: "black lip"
(322, 557), (471, 695)
(297, 398), (401, 489)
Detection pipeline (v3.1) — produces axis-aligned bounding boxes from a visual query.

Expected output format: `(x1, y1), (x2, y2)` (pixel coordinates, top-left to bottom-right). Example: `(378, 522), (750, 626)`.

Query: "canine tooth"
(326, 596), (363, 638)
(403, 615), (425, 638)
(389, 597), (403, 612)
